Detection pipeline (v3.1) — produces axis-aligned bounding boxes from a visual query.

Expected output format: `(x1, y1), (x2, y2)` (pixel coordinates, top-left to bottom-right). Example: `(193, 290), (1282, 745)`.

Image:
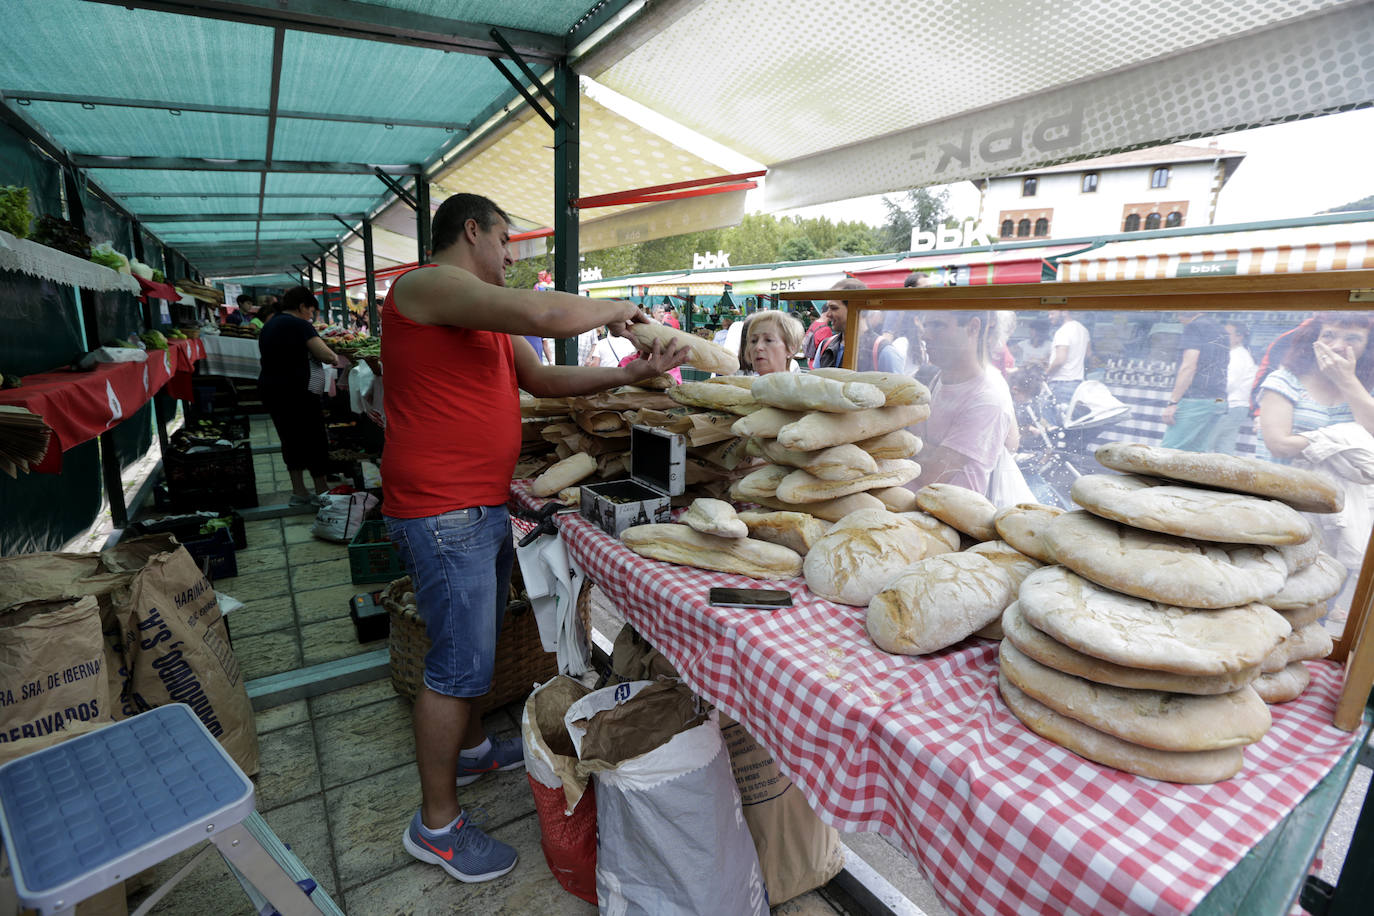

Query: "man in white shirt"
(1214, 321), (1258, 455)
(1045, 310), (1090, 413)
(577, 328), (601, 366)
(595, 328), (637, 367)
(713, 316), (733, 348)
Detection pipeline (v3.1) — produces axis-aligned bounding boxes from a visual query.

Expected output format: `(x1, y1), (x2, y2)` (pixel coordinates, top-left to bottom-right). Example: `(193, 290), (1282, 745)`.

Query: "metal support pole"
(65, 166), (129, 530)
(416, 178), (431, 265)
(551, 57), (579, 366)
(363, 218), (378, 334)
(335, 243), (346, 326)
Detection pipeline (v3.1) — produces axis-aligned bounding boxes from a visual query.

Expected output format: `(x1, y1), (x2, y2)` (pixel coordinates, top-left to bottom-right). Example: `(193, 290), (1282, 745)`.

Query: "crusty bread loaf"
(854, 429), (924, 460)
(966, 540), (1041, 591)
(531, 452), (596, 497)
(1018, 566), (1291, 676)
(557, 487), (580, 507)
(897, 511), (962, 552)
(667, 381), (761, 415)
(998, 674), (1246, 784)
(705, 376), (756, 389)
(1000, 641), (1271, 752)
(734, 464), (791, 501)
(629, 323), (739, 375)
(1002, 601), (1261, 695)
(621, 523), (802, 579)
(681, 498), (748, 539)
(1279, 535), (1321, 574)
(752, 372), (884, 412)
(872, 486), (918, 512)
(1093, 442), (1342, 513)
(1253, 662), (1310, 704)
(732, 407), (807, 440)
(809, 368), (930, 406)
(775, 459), (920, 503)
(1070, 474), (1313, 545)
(737, 510), (831, 556)
(867, 552), (1016, 654)
(733, 488), (887, 522)
(751, 439), (878, 481)
(1044, 510), (1288, 608)
(915, 483), (997, 540)
(992, 503), (1063, 564)
(1266, 552), (1346, 610)
(1260, 622), (1332, 673)
(777, 404), (930, 451)
(1278, 602), (1326, 630)
(803, 509), (933, 606)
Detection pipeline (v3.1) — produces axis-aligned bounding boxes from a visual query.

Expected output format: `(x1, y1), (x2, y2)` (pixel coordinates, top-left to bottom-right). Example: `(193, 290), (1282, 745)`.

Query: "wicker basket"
(383, 573), (556, 716)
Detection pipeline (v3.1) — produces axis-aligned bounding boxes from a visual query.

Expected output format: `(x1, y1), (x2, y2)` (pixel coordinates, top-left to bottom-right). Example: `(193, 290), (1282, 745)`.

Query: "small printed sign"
(1175, 259), (1237, 277)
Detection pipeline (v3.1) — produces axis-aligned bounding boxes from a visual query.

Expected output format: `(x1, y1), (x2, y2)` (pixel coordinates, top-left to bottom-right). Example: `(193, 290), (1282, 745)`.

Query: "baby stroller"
(1016, 380), (1132, 508)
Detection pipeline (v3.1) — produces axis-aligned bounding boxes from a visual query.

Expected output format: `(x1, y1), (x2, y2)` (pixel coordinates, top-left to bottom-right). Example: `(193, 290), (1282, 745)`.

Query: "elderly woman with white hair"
(737, 309), (805, 375)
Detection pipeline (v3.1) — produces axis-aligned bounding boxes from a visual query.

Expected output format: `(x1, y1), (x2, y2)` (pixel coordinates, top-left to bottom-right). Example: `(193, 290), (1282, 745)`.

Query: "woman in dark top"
(258, 286), (341, 507)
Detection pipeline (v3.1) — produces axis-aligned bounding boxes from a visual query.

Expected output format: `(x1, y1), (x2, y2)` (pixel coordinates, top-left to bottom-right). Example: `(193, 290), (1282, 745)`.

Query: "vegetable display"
(30, 215), (90, 258)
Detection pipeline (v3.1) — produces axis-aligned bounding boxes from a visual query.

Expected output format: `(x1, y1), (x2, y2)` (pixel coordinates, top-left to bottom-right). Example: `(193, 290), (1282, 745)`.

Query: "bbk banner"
(693, 250), (731, 270)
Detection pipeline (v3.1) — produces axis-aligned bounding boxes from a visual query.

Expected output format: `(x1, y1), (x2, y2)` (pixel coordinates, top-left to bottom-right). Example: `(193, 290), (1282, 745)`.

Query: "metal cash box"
(580, 424), (686, 538)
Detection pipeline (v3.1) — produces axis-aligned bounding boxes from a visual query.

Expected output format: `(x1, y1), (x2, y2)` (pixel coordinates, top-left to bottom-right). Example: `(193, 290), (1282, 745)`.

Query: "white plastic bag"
(515, 533), (591, 675)
(566, 680), (768, 916)
(310, 492), (377, 543)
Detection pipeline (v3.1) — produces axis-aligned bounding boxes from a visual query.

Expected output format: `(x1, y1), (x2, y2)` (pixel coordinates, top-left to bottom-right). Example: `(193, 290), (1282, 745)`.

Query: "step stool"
(0, 704), (334, 916)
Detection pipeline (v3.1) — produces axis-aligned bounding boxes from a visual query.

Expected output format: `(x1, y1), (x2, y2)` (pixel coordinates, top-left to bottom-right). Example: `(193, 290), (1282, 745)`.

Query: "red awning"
(852, 244), (1094, 287)
(137, 275), (184, 302)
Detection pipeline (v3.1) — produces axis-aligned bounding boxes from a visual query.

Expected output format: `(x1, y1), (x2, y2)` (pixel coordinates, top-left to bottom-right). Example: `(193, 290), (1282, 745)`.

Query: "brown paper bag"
(114, 545), (259, 775)
(720, 715), (844, 904)
(0, 596), (109, 747)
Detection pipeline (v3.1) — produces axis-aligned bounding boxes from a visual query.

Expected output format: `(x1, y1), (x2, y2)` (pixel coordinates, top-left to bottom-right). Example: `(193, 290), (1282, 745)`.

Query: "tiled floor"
(126, 418), (861, 914)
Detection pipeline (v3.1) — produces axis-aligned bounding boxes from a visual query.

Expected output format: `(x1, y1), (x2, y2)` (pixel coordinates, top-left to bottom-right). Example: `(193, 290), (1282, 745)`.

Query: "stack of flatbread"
(728, 369), (930, 520)
(991, 443), (1347, 783)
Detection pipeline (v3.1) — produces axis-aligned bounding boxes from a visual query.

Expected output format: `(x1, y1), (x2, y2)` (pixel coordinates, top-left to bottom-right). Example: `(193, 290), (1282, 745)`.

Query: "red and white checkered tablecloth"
(507, 481), (1361, 916)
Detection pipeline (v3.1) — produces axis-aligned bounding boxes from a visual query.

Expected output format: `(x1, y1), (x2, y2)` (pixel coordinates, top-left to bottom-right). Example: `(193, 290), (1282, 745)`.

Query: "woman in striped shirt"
(1256, 313), (1374, 461)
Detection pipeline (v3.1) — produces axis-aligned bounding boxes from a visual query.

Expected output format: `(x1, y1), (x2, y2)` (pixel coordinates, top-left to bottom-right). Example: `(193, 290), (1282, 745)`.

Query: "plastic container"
(348, 519), (404, 584)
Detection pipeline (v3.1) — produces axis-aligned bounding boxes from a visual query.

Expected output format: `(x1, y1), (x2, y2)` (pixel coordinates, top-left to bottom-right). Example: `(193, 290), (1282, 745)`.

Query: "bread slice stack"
(987, 443), (1347, 783)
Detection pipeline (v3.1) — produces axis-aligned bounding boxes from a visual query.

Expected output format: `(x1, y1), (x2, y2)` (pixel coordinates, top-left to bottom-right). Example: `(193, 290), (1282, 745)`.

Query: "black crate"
(170, 478), (259, 512)
(182, 527), (237, 580)
(165, 439), (255, 493)
(128, 510), (247, 550)
(349, 590), (390, 643)
(179, 414), (250, 444)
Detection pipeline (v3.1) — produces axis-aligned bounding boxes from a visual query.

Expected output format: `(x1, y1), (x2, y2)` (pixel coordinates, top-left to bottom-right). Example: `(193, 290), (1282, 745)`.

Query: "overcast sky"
(774, 107), (1374, 230)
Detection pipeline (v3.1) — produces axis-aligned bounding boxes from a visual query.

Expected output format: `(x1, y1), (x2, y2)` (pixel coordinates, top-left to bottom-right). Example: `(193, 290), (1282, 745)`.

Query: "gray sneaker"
(402, 810), (517, 883)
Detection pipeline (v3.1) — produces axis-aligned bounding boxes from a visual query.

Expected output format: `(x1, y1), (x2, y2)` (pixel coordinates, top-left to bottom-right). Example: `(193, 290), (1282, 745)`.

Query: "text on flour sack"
(0, 657), (104, 743)
(129, 605), (224, 737)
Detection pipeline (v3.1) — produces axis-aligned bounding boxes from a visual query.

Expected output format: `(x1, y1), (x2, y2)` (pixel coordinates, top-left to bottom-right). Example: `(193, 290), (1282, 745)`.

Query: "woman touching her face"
(738, 310), (805, 376)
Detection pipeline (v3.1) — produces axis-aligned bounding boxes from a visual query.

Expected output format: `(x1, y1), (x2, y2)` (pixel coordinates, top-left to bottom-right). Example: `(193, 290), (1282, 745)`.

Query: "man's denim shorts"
(384, 506), (514, 698)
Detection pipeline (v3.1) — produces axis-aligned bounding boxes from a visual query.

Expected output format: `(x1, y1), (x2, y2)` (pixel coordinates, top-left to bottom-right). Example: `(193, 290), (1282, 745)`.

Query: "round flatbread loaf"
(1000, 640), (1271, 752)
(915, 484), (997, 540)
(1002, 601), (1261, 695)
(992, 504), (1063, 564)
(1260, 622), (1333, 673)
(1018, 566), (1291, 675)
(966, 540), (1041, 591)
(997, 675), (1245, 784)
(1278, 535), (1321, 574)
(1043, 510), (1287, 608)
(1093, 442), (1342, 513)
(867, 553), (1015, 655)
(897, 511), (962, 552)
(1278, 602), (1326, 630)
(1266, 553), (1346, 610)
(1070, 474), (1312, 545)
(1253, 661), (1311, 704)
(803, 509), (932, 606)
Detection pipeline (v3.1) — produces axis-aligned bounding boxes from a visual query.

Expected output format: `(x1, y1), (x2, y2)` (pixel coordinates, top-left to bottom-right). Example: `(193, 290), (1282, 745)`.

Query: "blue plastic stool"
(0, 704), (323, 916)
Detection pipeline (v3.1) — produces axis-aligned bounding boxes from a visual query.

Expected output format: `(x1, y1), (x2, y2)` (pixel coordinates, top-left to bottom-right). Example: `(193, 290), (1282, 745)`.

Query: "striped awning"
(1055, 222), (1374, 282)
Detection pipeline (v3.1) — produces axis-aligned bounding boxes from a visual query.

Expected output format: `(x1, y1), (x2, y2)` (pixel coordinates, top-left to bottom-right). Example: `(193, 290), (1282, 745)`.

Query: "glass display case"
(782, 269), (1374, 730)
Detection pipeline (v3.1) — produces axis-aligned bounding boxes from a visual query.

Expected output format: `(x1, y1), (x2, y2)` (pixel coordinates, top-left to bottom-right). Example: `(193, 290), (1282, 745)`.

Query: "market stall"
(507, 479), (1362, 916)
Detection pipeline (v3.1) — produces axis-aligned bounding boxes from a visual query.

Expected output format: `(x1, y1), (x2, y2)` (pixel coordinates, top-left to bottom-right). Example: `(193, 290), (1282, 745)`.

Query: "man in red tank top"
(383, 193), (688, 882)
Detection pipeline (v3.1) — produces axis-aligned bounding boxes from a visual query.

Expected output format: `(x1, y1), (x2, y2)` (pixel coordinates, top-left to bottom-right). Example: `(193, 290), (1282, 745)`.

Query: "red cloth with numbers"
(380, 268), (520, 517)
